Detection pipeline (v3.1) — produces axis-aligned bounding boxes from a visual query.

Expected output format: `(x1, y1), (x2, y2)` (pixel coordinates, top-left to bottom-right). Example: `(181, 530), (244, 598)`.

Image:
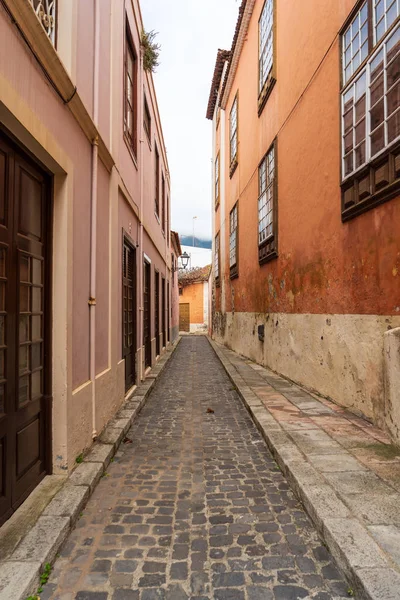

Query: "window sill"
(258, 76), (276, 117)
(229, 159), (238, 179)
(258, 238), (277, 265)
(124, 134), (138, 170)
(230, 267), (238, 280)
(341, 143), (400, 222)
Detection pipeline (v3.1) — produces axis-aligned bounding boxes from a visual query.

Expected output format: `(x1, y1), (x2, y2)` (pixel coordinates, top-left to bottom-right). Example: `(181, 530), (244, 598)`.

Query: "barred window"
(229, 203), (238, 278)
(215, 153), (220, 206)
(341, 3), (400, 220)
(214, 232), (220, 283)
(259, 0), (274, 93)
(230, 95), (238, 169)
(258, 146), (275, 244)
(124, 25), (137, 156)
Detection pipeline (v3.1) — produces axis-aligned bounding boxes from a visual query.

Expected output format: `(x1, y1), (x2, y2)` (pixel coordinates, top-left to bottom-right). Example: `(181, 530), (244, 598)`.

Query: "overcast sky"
(141, 0), (239, 241)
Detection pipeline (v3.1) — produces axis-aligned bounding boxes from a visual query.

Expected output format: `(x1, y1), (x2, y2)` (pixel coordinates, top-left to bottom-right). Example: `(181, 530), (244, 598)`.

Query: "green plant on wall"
(141, 29), (160, 72)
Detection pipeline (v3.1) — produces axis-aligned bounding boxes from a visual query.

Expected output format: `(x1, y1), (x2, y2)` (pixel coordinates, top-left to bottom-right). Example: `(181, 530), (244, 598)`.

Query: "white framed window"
(342, 22), (400, 180)
(343, 1), (369, 85)
(229, 203), (238, 269)
(214, 232), (220, 281)
(259, 0), (274, 93)
(258, 146), (275, 245)
(230, 95), (238, 166)
(374, 0), (399, 42)
(215, 153), (220, 205)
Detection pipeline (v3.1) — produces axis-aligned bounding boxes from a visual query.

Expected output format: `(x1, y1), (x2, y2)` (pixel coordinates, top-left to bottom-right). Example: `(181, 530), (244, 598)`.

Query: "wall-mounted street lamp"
(172, 251), (190, 272)
(180, 251), (190, 269)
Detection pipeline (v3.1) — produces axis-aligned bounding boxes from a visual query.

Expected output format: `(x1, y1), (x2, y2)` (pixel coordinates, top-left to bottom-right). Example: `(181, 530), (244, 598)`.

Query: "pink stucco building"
(0, 0), (177, 525)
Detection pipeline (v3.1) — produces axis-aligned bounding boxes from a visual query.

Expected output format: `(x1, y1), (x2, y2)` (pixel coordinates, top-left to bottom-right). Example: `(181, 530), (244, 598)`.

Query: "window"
(124, 24), (138, 157)
(155, 144), (160, 218)
(30, 0), (56, 45)
(214, 232), (220, 285)
(229, 94), (238, 176)
(215, 153), (220, 207)
(258, 142), (277, 264)
(259, 0), (275, 111)
(144, 94), (151, 141)
(161, 174), (166, 233)
(374, 0), (399, 42)
(341, 2), (400, 220)
(229, 203), (239, 278)
(167, 195), (170, 242)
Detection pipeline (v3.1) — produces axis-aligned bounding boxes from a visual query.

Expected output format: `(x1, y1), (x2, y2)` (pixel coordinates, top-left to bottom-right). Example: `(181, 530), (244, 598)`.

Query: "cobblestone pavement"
(41, 336), (351, 600)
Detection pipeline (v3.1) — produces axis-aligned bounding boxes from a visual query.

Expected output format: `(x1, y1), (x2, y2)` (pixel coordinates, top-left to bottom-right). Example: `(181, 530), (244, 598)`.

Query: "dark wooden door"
(143, 261), (151, 369)
(179, 303), (190, 333)
(154, 271), (160, 356)
(161, 277), (166, 348)
(123, 241), (136, 392)
(167, 282), (170, 343)
(0, 132), (50, 526)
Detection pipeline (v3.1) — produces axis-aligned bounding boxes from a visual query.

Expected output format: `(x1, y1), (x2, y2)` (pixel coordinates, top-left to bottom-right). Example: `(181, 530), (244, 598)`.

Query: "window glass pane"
(20, 255), (30, 283)
(344, 152), (354, 175)
(387, 81), (400, 115)
(371, 124), (385, 155)
(377, 18), (386, 41)
(388, 109), (400, 141)
(355, 95), (366, 120)
(20, 285), (30, 313)
(387, 53), (400, 86)
(387, 1), (398, 28)
(32, 287), (41, 312)
(31, 343), (42, 371)
(343, 2), (368, 83)
(355, 119), (366, 143)
(31, 315), (41, 341)
(371, 50), (384, 80)
(19, 315), (29, 343)
(19, 375), (29, 406)
(31, 371), (41, 400)
(361, 41), (369, 62)
(32, 259), (42, 285)
(370, 99), (385, 129)
(19, 345), (29, 375)
(387, 26), (400, 61)
(371, 73), (385, 104)
(376, 0), (385, 21)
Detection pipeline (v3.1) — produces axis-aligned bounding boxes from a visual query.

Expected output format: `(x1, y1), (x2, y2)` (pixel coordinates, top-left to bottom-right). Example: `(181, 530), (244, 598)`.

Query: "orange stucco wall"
(218, 0), (399, 317)
(180, 283), (205, 325)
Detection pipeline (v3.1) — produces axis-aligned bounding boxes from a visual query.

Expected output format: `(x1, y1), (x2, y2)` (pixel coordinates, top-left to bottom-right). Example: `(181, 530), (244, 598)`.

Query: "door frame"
(122, 232), (137, 391)
(0, 127), (53, 524)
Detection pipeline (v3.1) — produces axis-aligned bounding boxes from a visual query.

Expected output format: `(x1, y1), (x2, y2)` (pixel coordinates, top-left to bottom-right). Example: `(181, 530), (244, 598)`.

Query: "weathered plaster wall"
(214, 312), (400, 437)
(180, 282), (205, 326)
(384, 327), (400, 442)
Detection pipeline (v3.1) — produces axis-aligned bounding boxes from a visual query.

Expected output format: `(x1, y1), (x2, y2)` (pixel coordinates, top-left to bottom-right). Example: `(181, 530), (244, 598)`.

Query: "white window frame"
(258, 146), (275, 246)
(373, 0), (400, 43)
(229, 204), (238, 268)
(214, 233), (220, 281)
(230, 95), (238, 166)
(259, 0), (274, 93)
(341, 21), (400, 181)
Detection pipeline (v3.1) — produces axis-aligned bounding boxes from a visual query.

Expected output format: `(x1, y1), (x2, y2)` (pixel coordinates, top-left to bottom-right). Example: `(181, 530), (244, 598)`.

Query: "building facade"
(0, 0), (175, 525)
(178, 266), (211, 333)
(207, 1), (400, 442)
(171, 231), (182, 342)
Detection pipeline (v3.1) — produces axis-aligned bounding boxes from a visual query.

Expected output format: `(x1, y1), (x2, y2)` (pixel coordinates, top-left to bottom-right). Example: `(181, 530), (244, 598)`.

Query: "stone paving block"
(300, 486), (351, 531)
(344, 494), (400, 526)
(289, 430), (344, 455)
(354, 567), (400, 600)
(323, 518), (387, 578)
(11, 516), (70, 567)
(286, 461), (329, 495)
(108, 417), (131, 435)
(69, 461), (104, 491)
(324, 471), (395, 496)
(0, 560), (41, 600)
(307, 453), (367, 473)
(368, 525), (400, 567)
(99, 426), (125, 447)
(84, 442), (114, 466)
(43, 484), (89, 524)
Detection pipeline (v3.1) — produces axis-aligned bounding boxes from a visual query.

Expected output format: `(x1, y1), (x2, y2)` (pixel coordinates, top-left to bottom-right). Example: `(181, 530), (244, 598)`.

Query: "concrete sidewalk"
(210, 339), (400, 600)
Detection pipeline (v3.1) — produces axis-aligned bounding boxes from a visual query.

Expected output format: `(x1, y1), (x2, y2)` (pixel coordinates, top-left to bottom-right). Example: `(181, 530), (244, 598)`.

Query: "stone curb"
(0, 338), (181, 600)
(208, 337), (400, 600)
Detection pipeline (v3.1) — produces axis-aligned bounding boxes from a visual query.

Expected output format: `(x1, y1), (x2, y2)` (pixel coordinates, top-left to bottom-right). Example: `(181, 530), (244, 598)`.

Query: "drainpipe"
(139, 41), (145, 380)
(90, 0), (100, 439)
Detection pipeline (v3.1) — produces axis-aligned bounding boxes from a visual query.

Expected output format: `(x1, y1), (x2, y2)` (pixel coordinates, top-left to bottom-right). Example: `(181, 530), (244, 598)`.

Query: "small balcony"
(29, 0), (56, 45)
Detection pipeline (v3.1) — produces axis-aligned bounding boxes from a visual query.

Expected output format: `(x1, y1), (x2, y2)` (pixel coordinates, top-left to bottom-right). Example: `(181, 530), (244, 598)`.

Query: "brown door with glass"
(143, 261), (151, 369)
(0, 131), (51, 526)
(154, 271), (160, 356)
(123, 240), (136, 392)
(161, 277), (166, 348)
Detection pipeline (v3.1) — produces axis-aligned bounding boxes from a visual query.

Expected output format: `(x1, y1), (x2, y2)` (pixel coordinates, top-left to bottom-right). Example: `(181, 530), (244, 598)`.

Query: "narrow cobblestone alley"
(42, 337), (350, 600)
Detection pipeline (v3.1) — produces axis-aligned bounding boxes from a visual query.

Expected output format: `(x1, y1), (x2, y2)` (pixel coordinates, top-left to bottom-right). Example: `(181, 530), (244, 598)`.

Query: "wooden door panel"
(0, 131), (49, 525)
(123, 241), (136, 392)
(143, 262), (151, 368)
(179, 303), (190, 333)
